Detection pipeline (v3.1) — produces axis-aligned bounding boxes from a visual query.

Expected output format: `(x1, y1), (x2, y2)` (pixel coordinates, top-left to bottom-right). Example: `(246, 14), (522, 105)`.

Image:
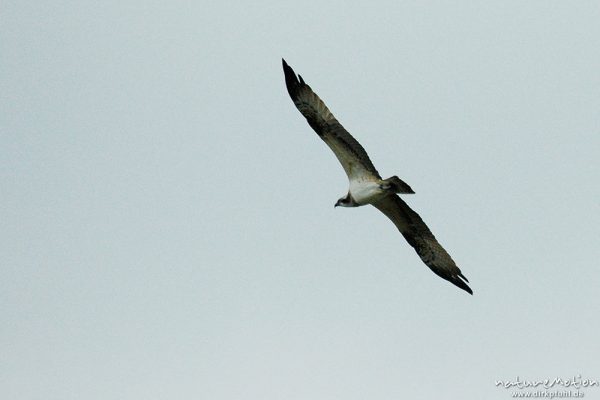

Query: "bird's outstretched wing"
(282, 59), (380, 181)
(372, 195), (473, 294)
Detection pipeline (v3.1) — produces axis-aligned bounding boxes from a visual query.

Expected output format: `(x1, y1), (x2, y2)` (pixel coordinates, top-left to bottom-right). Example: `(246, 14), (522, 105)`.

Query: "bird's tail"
(381, 176), (415, 194)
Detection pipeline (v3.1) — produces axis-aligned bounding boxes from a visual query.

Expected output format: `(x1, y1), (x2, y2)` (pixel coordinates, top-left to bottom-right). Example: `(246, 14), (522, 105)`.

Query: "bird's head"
(334, 194), (354, 208)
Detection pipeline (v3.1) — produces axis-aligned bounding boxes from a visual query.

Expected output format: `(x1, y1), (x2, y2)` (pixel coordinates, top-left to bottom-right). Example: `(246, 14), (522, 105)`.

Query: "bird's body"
(349, 178), (386, 205)
(282, 59), (473, 295)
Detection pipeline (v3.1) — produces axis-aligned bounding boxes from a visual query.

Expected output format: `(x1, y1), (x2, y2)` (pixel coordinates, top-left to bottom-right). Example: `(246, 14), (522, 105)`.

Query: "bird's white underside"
(349, 178), (386, 205)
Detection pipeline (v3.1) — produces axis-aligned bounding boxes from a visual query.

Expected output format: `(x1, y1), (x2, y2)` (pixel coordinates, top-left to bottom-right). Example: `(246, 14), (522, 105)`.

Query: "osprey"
(282, 59), (472, 294)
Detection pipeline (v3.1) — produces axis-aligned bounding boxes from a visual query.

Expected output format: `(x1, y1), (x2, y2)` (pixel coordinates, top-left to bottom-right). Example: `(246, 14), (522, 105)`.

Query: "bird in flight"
(282, 59), (472, 294)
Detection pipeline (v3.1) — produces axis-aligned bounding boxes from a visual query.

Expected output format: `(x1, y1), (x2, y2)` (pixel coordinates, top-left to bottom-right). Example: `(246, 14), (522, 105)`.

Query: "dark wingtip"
(430, 268), (473, 295)
(454, 277), (473, 295)
(463, 284), (474, 295)
(282, 59), (303, 99)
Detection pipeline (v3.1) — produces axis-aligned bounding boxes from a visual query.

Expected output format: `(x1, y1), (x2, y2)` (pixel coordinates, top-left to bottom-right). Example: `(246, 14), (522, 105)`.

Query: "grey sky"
(2, 1), (599, 399)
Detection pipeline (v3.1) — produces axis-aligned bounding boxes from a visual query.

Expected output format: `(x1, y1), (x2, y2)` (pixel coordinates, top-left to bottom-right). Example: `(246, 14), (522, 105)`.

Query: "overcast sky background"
(2, 1), (600, 399)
